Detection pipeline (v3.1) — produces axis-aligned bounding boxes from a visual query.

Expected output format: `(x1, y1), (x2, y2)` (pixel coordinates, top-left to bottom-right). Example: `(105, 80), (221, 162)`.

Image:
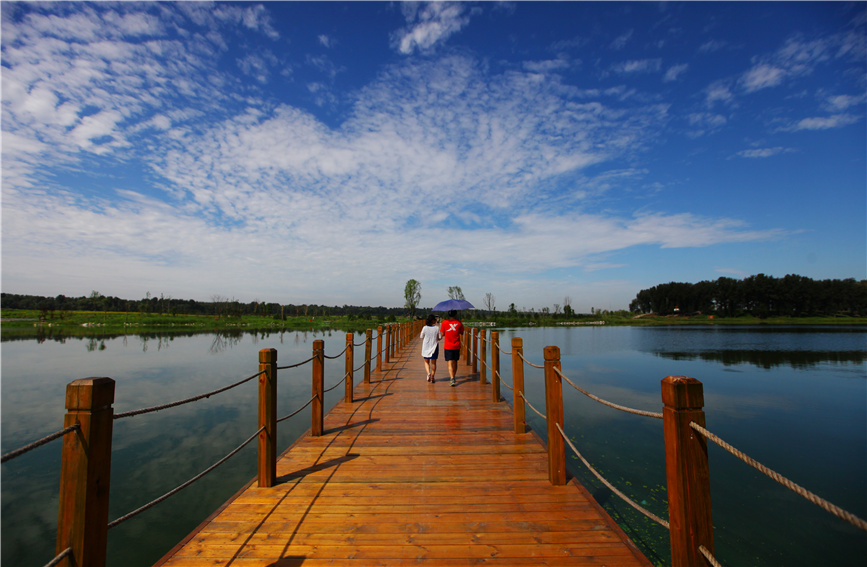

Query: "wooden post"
(376, 326), (383, 373)
(479, 329), (487, 384)
(512, 338), (526, 434)
(56, 377), (115, 567)
(491, 332), (500, 402)
(464, 328), (471, 366)
(312, 340), (324, 436)
(384, 325), (391, 364)
(345, 333), (354, 403)
(364, 329), (372, 384)
(544, 346), (566, 485)
(662, 376), (714, 567)
(258, 349), (277, 487)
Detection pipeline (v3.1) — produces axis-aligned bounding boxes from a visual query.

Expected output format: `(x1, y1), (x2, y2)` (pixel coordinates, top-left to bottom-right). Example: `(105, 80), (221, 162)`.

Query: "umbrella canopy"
(432, 299), (474, 312)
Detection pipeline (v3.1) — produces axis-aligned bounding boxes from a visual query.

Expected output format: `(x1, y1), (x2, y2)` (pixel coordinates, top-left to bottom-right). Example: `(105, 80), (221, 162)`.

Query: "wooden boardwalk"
(157, 337), (652, 566)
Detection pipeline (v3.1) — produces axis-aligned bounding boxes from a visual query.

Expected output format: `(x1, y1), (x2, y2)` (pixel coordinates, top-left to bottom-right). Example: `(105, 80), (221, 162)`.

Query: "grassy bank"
(0, 308), (394, 340)
(3, 308), (864, 341)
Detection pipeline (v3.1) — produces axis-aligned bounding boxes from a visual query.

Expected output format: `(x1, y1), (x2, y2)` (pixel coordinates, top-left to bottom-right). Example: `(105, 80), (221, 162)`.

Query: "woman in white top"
(419, 313), (442, 383)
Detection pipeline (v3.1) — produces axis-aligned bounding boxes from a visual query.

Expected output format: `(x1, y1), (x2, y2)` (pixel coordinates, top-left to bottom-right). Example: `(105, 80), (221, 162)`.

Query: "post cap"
(65, 377), (115, 411)
(661, 376), (704, 409)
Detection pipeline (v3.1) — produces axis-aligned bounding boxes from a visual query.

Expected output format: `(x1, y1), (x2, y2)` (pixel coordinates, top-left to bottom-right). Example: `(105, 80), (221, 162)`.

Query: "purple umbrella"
(432, 299), (474, 312)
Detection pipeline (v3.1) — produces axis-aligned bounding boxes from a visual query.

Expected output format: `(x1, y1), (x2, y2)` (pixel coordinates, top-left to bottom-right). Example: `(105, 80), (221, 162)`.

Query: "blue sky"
(2, 1), (864, 312)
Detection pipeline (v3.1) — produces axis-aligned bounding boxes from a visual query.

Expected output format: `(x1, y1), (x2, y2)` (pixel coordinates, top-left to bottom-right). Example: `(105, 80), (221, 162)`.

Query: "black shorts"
(444, 348), (460, 361)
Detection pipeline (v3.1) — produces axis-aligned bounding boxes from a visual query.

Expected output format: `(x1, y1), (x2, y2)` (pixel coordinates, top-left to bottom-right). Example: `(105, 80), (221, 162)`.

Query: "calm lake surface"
(2, 326), (865, 566)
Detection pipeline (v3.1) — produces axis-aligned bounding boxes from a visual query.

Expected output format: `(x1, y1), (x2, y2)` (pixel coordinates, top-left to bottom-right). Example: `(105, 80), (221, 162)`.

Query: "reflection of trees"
(209, 331), (244, 354)
(655, 350), (866, 370)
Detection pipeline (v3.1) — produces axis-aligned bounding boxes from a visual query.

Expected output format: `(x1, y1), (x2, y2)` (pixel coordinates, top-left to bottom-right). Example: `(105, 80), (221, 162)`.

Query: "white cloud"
(612, 59), (662, 74)
(785, 114), (860, 131)
(393, 1), (472, 55)
(663, 63), (688, 82)
(735, 147), (793, 159)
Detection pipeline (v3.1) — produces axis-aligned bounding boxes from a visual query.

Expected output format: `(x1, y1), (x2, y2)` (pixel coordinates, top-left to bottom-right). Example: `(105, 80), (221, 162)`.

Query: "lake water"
(2, 326), (865, 566)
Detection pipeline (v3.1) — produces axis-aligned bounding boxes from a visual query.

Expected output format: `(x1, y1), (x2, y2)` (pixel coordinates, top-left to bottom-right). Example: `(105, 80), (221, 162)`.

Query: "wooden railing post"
(384, 325), (391, 364)
(470, 327), (479, 374)
(56, 377), (115, 567)
(512, 338), (526, 434)
(258, 349), (277, 488)
(344, 333), (354, 403)
(662, 376), (714, 567)
(544, 346), (566, 485)
(364, 329), (372, 384)
(479, 329), (487, 384)
(491, 331), (500, 402)
(376, 326), (383, 373)
(312, 340), (324, 436)
(464, 328), (471, 366)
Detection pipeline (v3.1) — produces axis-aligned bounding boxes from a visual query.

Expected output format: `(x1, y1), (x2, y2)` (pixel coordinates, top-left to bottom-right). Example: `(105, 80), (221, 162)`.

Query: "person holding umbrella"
(440, 309), (464, 387)
(419, 313), (442, 383)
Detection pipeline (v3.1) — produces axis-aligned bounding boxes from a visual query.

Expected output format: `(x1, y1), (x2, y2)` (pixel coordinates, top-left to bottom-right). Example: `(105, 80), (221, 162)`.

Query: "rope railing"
(494, 369), (514, 391)
(690, 421), (867, 532)
(516, 351), (544, 369)
(518, 390), (546, 420)
(554, 367), (663, 420)
(276, 355), (315, 370)
(277, 395), (317, 424)
(1, 424), (80, 464)
(107, 425), (265, 530)
(323, 373), (348, 394)
(43, 547), (72, 567)
(556, 422), (669, 529)
(114, 370), (265, 419)
(700, 545), (724, 567)
(323, 345), (350, 360)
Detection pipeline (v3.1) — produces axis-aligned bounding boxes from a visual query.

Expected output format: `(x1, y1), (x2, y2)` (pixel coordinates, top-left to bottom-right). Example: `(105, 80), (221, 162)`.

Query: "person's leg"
(449, 359), (457, 385)
(423, 358), (431, 380)
(430, 359), (437, 381)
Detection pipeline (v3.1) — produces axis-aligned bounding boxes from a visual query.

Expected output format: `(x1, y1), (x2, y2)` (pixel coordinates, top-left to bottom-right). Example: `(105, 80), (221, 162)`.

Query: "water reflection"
(654, 349), (866, 369)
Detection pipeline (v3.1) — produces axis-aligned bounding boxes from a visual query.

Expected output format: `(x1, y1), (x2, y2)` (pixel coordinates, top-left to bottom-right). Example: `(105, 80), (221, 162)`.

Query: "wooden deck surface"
(157, 336), (652, 566)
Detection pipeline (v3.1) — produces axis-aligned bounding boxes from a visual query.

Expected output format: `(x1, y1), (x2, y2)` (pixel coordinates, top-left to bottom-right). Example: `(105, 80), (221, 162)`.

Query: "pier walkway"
(156, 336), (652, 566)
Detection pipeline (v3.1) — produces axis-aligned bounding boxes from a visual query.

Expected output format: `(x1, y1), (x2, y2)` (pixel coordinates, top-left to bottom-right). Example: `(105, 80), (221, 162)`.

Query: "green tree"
(448, 286), (465, 300)
(404, 279), (422, 319)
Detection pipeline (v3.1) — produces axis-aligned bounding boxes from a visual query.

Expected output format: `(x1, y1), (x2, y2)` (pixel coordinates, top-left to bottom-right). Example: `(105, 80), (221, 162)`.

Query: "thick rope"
(353, 360), (368, 373)
(554, 367), (664, 420)
(43, 547), (72, 567)
(323, 345), (349, 360)
(277, 395), (317, 424)
(276, 355), (315, 370)
(114, 371), (264, 419)
(495, 369), (514, 391)
(323, 373), (348, 394)
(556, 422), (670, 529)
(518, 391), (546, 420)
(2, 424), (80, 464)
(107, 426), (264, 530)
(700, 545), (724, 567)
(497, 345), (513, 355)
(517, 351), (544, 369)
(690, 422), (867, 532)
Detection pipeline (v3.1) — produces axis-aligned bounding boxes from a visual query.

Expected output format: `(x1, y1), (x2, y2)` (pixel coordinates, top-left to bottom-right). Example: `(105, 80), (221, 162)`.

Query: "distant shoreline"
(2, 308), (864, 341)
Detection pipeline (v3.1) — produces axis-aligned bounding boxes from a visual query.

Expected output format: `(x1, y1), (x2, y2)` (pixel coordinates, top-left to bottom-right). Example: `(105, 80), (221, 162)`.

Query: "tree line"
(0, 292), (409, 320)
(629, 274), (867, 317)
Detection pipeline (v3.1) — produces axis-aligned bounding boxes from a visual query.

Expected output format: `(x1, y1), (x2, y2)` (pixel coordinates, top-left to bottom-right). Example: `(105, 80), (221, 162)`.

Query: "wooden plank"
(156, 334), (653, 567)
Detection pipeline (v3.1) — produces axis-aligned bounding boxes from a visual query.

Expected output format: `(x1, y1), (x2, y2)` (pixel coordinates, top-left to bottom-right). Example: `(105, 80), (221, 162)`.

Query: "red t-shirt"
(440, 319), (464, 350)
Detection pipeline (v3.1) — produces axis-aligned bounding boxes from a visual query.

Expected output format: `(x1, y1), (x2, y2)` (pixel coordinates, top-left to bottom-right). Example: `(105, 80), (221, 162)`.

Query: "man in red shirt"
(440, 310), (464, 387)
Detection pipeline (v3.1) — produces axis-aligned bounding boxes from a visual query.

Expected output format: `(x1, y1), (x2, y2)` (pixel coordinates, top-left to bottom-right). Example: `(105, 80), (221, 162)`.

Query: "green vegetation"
(630, 274), (867, 318)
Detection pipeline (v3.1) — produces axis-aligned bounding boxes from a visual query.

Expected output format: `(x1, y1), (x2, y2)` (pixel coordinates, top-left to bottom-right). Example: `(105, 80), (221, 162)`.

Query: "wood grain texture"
(157, 336), (652, 566)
